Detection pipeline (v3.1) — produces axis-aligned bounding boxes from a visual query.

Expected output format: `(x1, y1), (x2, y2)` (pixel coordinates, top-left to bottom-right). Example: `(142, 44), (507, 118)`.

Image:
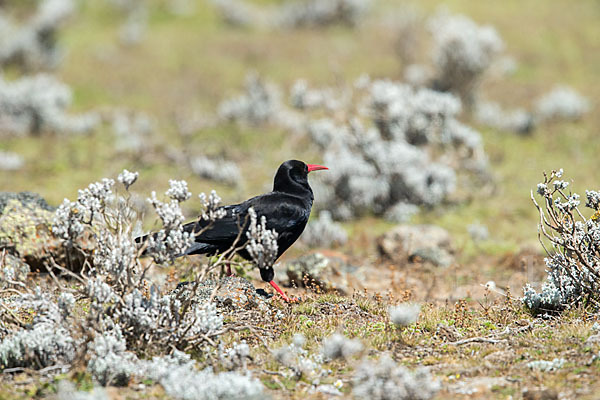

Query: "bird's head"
(273, 160), (328, 194)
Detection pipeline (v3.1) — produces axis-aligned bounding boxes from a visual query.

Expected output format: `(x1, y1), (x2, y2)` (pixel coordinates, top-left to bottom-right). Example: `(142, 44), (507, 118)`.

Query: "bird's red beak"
(307, 164), (328, 173)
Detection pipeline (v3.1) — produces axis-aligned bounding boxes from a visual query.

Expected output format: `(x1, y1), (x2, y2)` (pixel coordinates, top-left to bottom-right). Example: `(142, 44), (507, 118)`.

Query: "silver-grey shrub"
(302, 79), (487, 221)
(523, 169), (600, 314)
(141, 351), (264, 400)
(87, 327), (138, 386)
(321, 333), (362, 361)
(0, 289), (75, 370)
(534, 85), (590, 122)
(352, 355), (440, 400)
(0, 74), (99, 136)
(428, 12), (503, 105)
(474, 100), (534, 134)
(218, 74), (280, 125)
(278, 0), (371, 28)
(0, 0), (74, 71)
(190, 155), (242, 187)
(389, 303), (420, 328)
(300, 211), (347, 248)
(51, 172), (226, 355)
(0, 151), (25, 171)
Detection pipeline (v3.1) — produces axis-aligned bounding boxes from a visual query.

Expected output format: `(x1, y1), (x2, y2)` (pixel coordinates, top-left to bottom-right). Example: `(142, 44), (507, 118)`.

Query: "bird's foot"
(222, 261), (235, 277)
(269, 280), (299, 303)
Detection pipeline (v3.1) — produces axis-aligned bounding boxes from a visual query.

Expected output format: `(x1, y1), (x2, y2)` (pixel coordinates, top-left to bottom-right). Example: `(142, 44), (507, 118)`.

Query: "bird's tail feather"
(182, 242), (212, 256)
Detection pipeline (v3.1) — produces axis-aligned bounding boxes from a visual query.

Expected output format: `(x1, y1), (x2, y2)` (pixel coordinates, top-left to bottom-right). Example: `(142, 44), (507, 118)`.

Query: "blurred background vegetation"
(1, 0), (598, 260)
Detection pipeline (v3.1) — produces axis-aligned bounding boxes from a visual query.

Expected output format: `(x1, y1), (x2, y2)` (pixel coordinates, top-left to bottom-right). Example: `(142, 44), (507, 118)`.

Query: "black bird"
(180, 160), (328, 301)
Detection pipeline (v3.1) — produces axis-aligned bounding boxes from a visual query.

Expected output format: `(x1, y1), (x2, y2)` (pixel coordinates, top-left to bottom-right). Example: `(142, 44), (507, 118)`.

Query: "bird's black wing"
(183, 193), (310, 257)
(184, 204), (244, 239)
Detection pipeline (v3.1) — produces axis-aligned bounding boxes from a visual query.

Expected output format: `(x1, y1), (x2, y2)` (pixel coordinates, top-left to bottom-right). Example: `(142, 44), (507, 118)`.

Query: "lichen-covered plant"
(523, 169), (600, 314)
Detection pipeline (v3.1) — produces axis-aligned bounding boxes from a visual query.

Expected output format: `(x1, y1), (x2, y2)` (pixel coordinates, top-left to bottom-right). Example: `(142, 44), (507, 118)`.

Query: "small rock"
(285, 252), (352, 293)
(484, 350), (515, 364)
(522, 388), (558, 400)
(174, 276), (267, 310)
(377, 224), (454, 267)
(436, 324), (463, 342)
(0, 196), (91, 272)
(0, 192), (55, 214)
(408, 247), (453, 268)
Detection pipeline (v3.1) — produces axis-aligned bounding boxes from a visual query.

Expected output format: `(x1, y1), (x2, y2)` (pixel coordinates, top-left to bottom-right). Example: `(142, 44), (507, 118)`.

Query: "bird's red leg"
(269, 280), (294, 302)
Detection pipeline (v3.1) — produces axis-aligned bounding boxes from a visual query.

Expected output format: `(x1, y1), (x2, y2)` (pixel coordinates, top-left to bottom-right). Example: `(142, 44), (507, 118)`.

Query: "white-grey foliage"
(211, 0), (370, 29)
(77, 178), (115, 215)
(299, 79), (487, 220)
(141, 351), (264, 400)
(55, 381), (109, 400)
(87, 340), (262, 396)
(117, 169), (139, 190)
(301, 211), (347, 248)
(190, 155), (242, 186)
(278, 0), (371, 28)
(534, 85), (590, 122)
(0, 255), (30, 288)
(93, 229), (137, 281)
(219, 74), (280, 125)
(198, 190), (227, 221)
(273, 334), (326, 379)
(106, 0), (148, 45)
(245, 208), (279, 270)
(291, 79), (350, 111)
(389, 303), (420, 328)
(0, 74), (99, 136)
(0, 289), (75, 369)
(403, 64), (432, 88)
(0, 0), (74, 71)
(384, 202), (419, 223)
(467, 223), (489, 242)
(526, 358), (565, 372)
(220, 341), (251, 370)
(211, 0), (256, 27)
(87, 327), (138, 386)
(0, 151), (24, 171)
(428, 12), (503, 104)
(146, 187), (193, 264)
(111, 111), (154, 154)
(352, 355), (440, 400)
(523, 169), (600, 314)
(321, 333), (363, 361)
(50, 173), (227, 354)
(166, 179), (192, 202)
(474, 100), (534, 134)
